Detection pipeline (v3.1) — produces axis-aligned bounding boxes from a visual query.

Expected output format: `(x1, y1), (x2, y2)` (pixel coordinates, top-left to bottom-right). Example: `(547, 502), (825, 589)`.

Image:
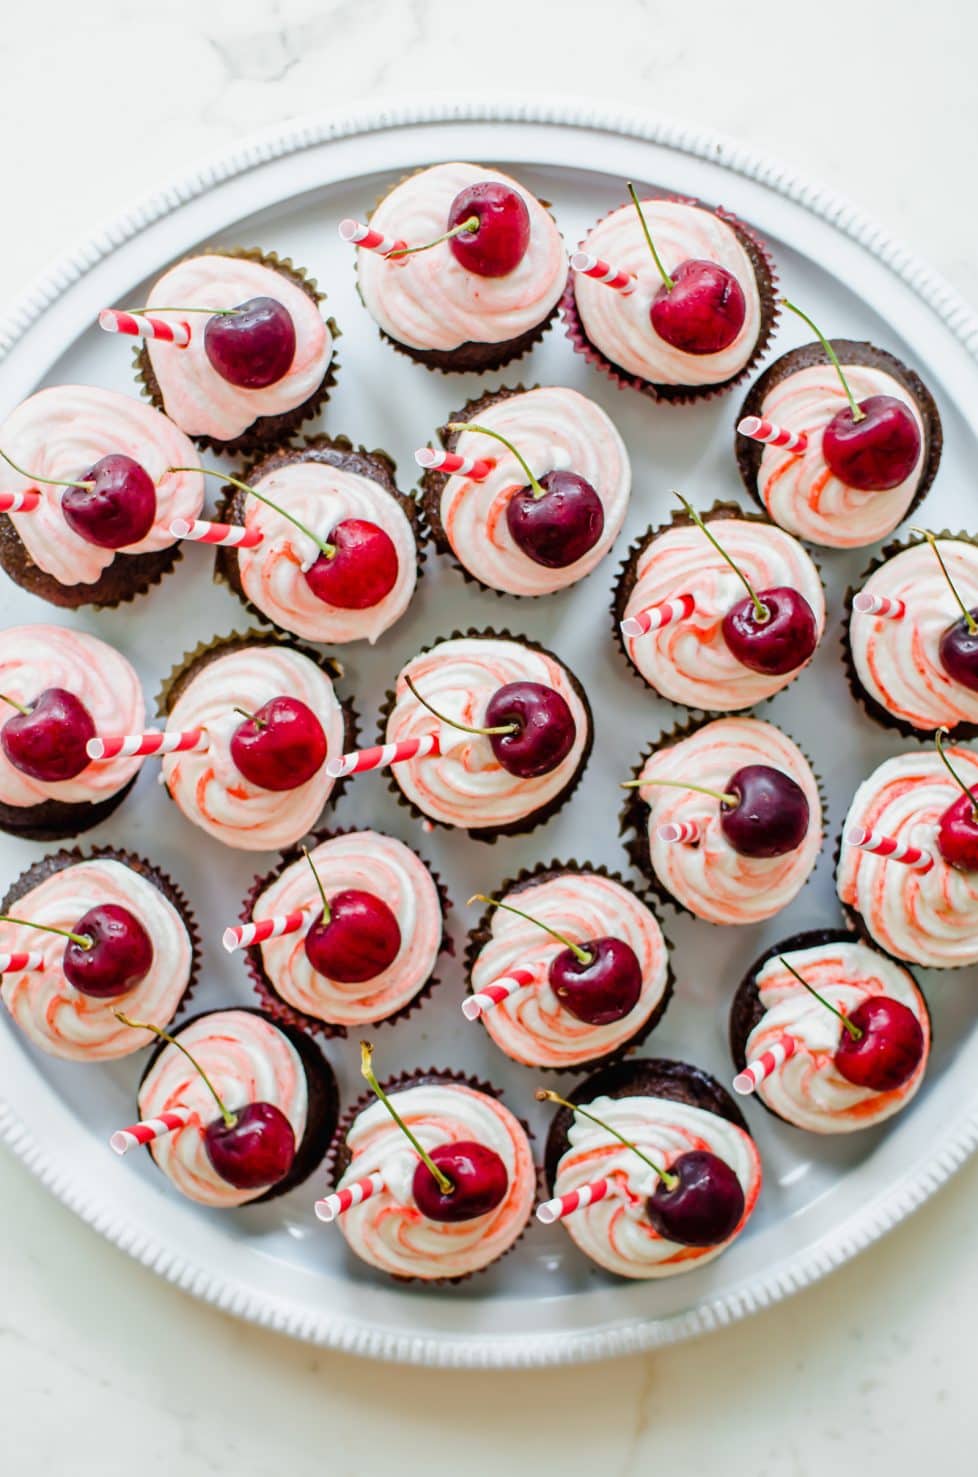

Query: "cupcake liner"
(0, 771), (140, 845)
(561, 191), (779, 406)
(463, 857), (675, 1072)
(0, 512), (185, 611)
(135, 247), (341, 459)
(237, 825), (454, 1040)
(376, 627), (595, 845)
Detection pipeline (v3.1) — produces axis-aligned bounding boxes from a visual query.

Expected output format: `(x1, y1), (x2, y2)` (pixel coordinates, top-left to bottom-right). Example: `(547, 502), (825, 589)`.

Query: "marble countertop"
(3, 1), (976, 1471)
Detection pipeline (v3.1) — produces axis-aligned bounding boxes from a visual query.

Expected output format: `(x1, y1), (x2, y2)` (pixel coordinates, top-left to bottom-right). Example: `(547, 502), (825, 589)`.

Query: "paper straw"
(0, 951), (45, 973)
(570, 251), (636, 294)
(537, 1178), (612, 1224)
(845, 826), (934, 872)
(110, 1107), (193, 1155)
(852, 591), (906, 619)
(98, 309), (191, 347)
(0, 491), (41, 513)
(462, 968), (536, 1021)
(86, 728), (208, 761)
(325, 732), (440, 779)
(414, 447), (495, 480)
(222, 906), (319, 953)
(169, 518), (264, 549)
(737, 415), (808, 453)
(337, 219), (406, 257)
(733, 1035), (798, 1095)
(657, 820), (702, 845)
(315, 1172), (387, 1222)
(621, 592), (696, 638)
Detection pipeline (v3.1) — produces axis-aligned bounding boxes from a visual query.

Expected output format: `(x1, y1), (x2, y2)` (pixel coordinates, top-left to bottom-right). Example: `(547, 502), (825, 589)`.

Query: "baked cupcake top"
(573, 199), (763, 387)
(0, 386), (203, 587)
(619, 513), (824, 710)
(1, 857), (192, 1062)
(144, 254), (334, 442)
(333, 1079), (535, 1280)
(837, 748), (978, 968)
(357, 163), (566, 352)
(138, 1009), (308, 1208)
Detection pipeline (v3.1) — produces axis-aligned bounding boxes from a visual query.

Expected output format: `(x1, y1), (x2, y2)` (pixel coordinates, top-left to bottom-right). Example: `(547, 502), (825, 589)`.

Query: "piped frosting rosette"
(837, 748), (978, 968)
(616, 508), (825, 710)
(331, 1075), (535, 1280)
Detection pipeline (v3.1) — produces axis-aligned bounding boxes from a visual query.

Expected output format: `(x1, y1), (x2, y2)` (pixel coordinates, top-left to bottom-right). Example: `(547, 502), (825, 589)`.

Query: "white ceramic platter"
(2, 102), (978, 1368)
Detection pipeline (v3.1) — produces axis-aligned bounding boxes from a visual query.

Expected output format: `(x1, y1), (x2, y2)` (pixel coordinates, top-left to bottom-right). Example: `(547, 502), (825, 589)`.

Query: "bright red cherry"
(937, 789), (978, 871)
(204, 1101), (296, 1189)
(722, 587), (819, 676)
(0, 688), (95, 782)
(646, 1149), (745, 1246)
(483, 681), (577, 778)
(62, 904), (153, 998)
(203, 297), (296, 389)
(304, 889), (401, 983)
(822, 395), (921, 491)
(412, 1140), (509, 1222)
(549, 937), (642, 1025)
(650, 260), (746, 355)
(229, 697), (327, 792)
(61, 454), (157, 549)
(720, 766), (810, 858)
(506, 470), (604, 569)
(304, 519), (399, 610)
(939, 613), (978, 691)
(834, 997), (925, 1091)
(447, 182), (530, 278)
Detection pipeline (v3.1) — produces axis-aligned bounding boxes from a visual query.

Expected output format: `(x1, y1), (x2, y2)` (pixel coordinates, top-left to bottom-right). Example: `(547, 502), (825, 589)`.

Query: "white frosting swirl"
(441, 388), (630, 595)
(137, 1009), (308, 1208)
(755, 362), (926, 548)
(357, 163), (567, 351)
(470, 871), (669, 1068)
(621, 516), (825, 709)
(574, 200), (763, 386)
(145, 255), (333, 442)
(255, 831), (443, 1026)
(335, 1082), (535, 1279)
(0, 625), (145, 807)
(837, 748), (978, 968)
(235, 458), (417, 644)
(850, 540), (978, 731)
(0, 386), (203, 587)
(745, 941), (929, 1133)
(637, 717), (823, 924)
(161, 644), (345, 852)
(1, 858), (192, 1062)
(553, 1093), (761, 1278)
(386, 637), (589, 832)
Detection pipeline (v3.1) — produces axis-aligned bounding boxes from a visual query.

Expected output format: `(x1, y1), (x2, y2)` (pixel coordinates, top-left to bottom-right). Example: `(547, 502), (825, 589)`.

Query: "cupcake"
(614, 501), (825, 711)
(158, 632), (353, 852)
(349, 162), (567, 372)
(238, 828), (451, 1036)
(464, 862), (671, 1070)
(0, 385), (203, 608)
(0, 625), (145, 841)
(845, 534), (978, 738)
(564, 190), (777, 402)
(420, 385), (630, 597)
(132, 249), (338, 457)
(622, 716), (823, 925)
(730, 930), (930, 1134)
(214, 437), (420, 645)
(0, 848), (198, 1062)
(132, 1007), (339, 1208)
(376, 630), (592, 842)
(541, 1059), (762, 1279)
(837, 745), (978, 969)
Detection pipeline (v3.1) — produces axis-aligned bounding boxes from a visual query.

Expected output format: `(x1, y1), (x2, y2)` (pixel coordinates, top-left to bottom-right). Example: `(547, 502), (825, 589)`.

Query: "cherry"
(412, 1141), (509, 1222)
(0, 688), (95, 782)
(61, 454), (157, 549)
(721, 766), (810, 858)
(304, 886), (401, 984)
(912, 530), (978, 692)
(934, 727), (978, 872)
(446, 182), (530, 278)
(62, 904), (153, 998)
(229, 697), (327, 792)
(722, 587), (818, 676)
(203, 297), (296, 389)
(304, 519), (399, 610)
(406, 674), (576, 781)
(204, 1101), (297, 1190)
(646, 1150), (745, 1246)
(834, 997), (925, 1092)
(628, 185), (745, 355)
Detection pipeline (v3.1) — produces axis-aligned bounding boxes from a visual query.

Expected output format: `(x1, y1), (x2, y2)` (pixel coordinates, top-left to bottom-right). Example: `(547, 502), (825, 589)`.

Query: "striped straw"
(110, 1107), (193, 1155)
(0, 951), (45, 973)
(338, 219), (407, 258)
(414, 447), (495, 480)
(326, 732), (441, 779)
(733, 1035), (798, 1096)
(98, 308), (191, 347)
(570, 251), (636, 294)
(736, 415), (808, 454)
(315, 1172), (387, 1223)
(657, 820), (702, 845)
(169, 517), (264, 549)
(0, 491), (41, 514)
(845, 826), (934, 872)
(621, 592), (696, 639)
(537, 1178), (613, 1225)
(222, 906), (318, 954)
(462, 968), (536, 1021)
(86, 728), (208, 761)
(852, 590), (906, 619)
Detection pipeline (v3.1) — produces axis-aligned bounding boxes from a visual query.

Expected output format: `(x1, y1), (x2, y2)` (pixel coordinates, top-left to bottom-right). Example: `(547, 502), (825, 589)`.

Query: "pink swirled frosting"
(1, 858), (192, 1062)
(0, 386), (203, 586)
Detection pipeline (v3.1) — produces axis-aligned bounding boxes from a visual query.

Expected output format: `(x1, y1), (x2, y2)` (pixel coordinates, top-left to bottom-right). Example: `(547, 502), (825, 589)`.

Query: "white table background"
(3, 1), (976, 1469)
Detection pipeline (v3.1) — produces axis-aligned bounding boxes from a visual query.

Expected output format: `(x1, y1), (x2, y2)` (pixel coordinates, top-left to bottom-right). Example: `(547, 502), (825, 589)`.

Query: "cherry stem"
(0, 914), (92, 950)
(777, 956), (861, 1041)
(535, 1089), (678, 1191)
(169, 467), (336, 559)
(468, 893), (593, 968)
(675, 492), (767, 623)
(445, 421), (546, 499)
(302, 845), (331, 927)
(233, 706), (266, 729)
(359, 1042), (453, 1195)
(911, 527), (978, 636)
(115, 1012), (236, 1127)
(626, 182), (674, 290)
(0, 446), (93, 492)
(935, 727), (978, 821)
(403, 674), (517, 738)
(780, 298), (864, 423)
(121, 305), (239, 316)
(387, 215), (480, 258)
(621, 776), (738, 807)
(0, 692), (30, 717)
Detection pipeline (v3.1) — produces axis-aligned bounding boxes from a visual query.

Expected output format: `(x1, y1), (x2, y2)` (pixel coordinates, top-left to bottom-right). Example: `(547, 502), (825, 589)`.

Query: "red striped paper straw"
(222, 906), (318, 954)
(462, 968), (536, 1021)
(537, 1178), (612, 1225)
(621, 592), (696, 639)
(315, 1172), (386, 1223)
(170, 517), (264, 549)
(338, 219), (407, 258)
(852, 590), (906, 619)
(845, 826), (934, 873)
(86, 728), (208, 761)
(0, 490), (41, 513)
(737, 415), (808, 454)
(98, 308), (191, 348)
(0, 951), (45, 973)
(657, 820), (701, 845)
(110, 1107), (193, 1155)
(414, 447), (495, 480)
(733, 1035), (798, 1096)
(326, 732), (441, 779)
(570, 251), (636, 294)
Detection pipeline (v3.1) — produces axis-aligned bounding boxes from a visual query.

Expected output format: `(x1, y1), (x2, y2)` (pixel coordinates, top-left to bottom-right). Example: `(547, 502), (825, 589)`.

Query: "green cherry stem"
(359, 1042), (453, 1195)
(778, 956), (862, 1041)
(387, 215), (480, 258)
(780, 298), (864, 423)
(115, 1011), (236, 1127)
(935, 727), (978, 821)
(0, 915), (92, 950)
(620, 776), (738, 806)
(302, 845), (331, 927)
(121, 305), (240, 316)
(0, 693), (30, 717)
(0, 447), (93, 491)
(911, 527), (978, 636)
(675, 491), (767, 623)
(469, 893), (593, 967)
(232, 706), (266, 729)
(535, 1089), (678, 1191)
(404, 674), (517, 737)
(169, 467), (336, 560)
(626, 182), (674, 290)
(445, 421), (546, 500)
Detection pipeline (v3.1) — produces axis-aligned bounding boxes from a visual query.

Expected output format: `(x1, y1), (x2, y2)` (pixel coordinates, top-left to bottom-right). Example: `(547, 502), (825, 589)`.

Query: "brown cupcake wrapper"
(0, 771), (140, 845)
(0, 513), (184, 610)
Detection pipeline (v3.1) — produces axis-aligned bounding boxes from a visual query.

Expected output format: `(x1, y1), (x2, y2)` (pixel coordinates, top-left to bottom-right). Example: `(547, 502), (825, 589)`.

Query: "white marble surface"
(3, 0), (977, 1470)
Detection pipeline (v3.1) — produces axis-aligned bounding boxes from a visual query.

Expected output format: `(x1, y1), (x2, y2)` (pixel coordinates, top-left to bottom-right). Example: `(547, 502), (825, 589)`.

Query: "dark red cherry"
(1, 688), (95, 782)
(412, 1140), (509, 1222)
(722, 587), (819, 676)
(447, 182), (530, 278)
(61, 454), (157, 549)
(483, 681), (576, 778)
(939, 612), (978, 692)
(62, 903), (153, 999)
(505, 470), (604, 569)
(834, 997), (925, 1092)
(203, 297), (296, 389)
(229, 696), (327, 792)
(822, 394), (921, 491)
(204, 1101), (296, 1190)
(646, 1150), (745, 1246)
(650, 259), (746, 355)
(303, 519), (399, 610)
(304, 889), (401, 983)
(937, 788), (978, 872)
(720, 765), (810, 858)
(548, 937), (642, 1025)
